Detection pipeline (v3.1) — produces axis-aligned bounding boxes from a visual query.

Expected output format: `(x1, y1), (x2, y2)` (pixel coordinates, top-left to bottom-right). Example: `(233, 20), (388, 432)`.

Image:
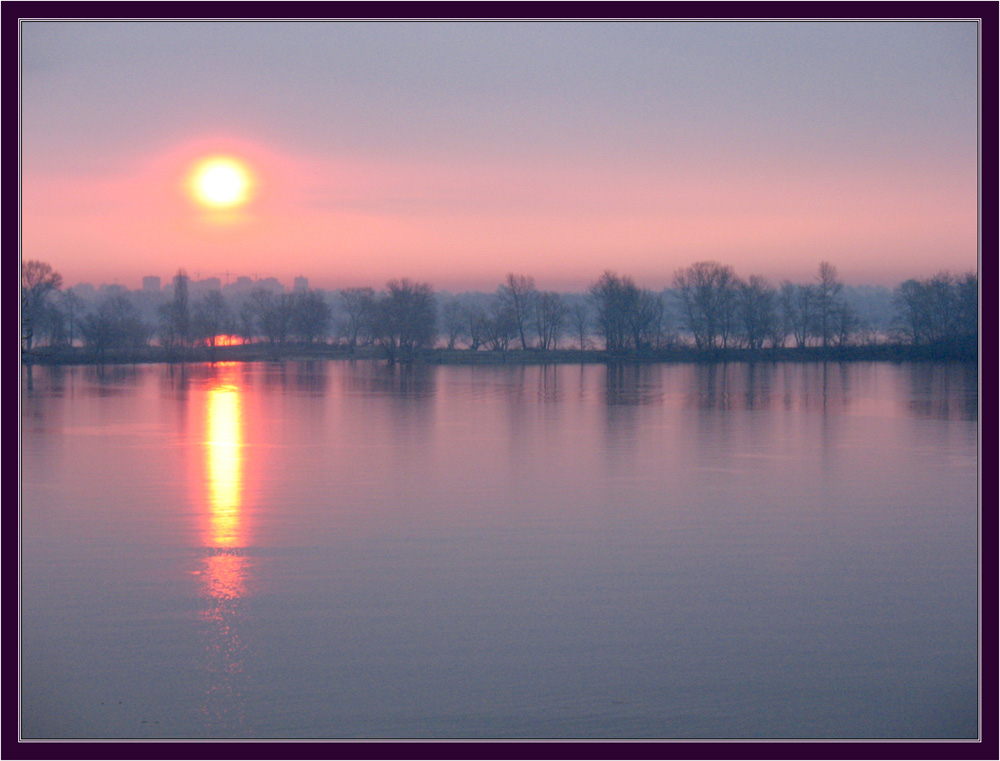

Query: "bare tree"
(629, 289), (666, 350)
(290, 290), (332, 343)
(589, 271), (631, 350)
(588, 271), (663, 351)
(534, 291), (569, 350)
(158, 269), (192, 349)
(440, 298), (469, 349)
(673, 261), (739, 349)
(192, 290), (232, 350)
(814, 261), (844, 349)
(35, 299), (68, 348)
(465, 303), (489, 351)
(569, 301), (591, 350)
(21, 260), (63, 350)
(482, 296), (518, 352)
(58, 289), (85, 347)
(236, 299), (258, 344)
(370, 279), (437, 364)
(780, 281), (813, 348)
(893, 271), (977, 347)
(832, 300), (858, 347)
(955, 272), (978, 342)
(497, 273), (537, 350)
(80, 293), (151, 360)
(252, 289), (295, 345)
(340, 287), (376, 350)
(737, 275), (777, 349)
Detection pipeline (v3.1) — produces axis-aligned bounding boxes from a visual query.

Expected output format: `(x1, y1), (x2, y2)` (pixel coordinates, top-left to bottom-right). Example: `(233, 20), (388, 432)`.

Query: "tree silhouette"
(955, 272), (978, 343)
(21, 260), (63, 351)
(893, 271), (977, 349)
(339, 287), (376, 350)
(780, 281), (813, 348)
(497, 273), (537, 350)
(673, 261), (738, 349)
(250, 289), (295, 345)
(192, 290), (232, 353)
(58, 289), (85, 348)
(814, 261), (844, 349)
(465, 303), (489, 351)
(482, 296), (517, 352)
(588, 271), (663, 351)
(569, 301), (591, 350)
(736, 275), (777, 349)
(290, 290), (332, 343)
(370, 279), (436, 364)
(534, 291), (569, 350)
(80, 293), (150, 360)
(440, 298), (469, 349)
(589, 271), (631, 350)
(159, 269), (191, 349)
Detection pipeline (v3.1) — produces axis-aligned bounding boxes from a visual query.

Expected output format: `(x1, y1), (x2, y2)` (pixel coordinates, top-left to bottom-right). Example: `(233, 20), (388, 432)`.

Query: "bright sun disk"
(189, 157), (253, 209)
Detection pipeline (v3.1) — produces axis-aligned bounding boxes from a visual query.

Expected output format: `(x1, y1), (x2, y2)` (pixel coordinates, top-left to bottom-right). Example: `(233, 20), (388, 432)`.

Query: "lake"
(19, 359), (979, 740)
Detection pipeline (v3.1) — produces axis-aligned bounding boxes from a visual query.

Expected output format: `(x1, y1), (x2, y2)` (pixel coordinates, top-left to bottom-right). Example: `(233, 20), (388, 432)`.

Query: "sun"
(189, 156), (254, 209)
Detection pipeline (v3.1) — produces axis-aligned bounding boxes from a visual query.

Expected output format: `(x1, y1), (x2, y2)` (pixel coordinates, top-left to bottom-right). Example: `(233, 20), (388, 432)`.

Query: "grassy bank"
(21, 340), (978, 367)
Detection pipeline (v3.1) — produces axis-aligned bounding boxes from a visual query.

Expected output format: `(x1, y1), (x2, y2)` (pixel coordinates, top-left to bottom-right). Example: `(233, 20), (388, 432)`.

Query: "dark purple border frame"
(5, 3), (996, 760)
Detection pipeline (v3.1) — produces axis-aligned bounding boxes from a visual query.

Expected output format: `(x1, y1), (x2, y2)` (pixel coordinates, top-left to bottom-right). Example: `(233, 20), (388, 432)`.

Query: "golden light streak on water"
(198, 369), (252, 729)
(205, 382), (243, 548)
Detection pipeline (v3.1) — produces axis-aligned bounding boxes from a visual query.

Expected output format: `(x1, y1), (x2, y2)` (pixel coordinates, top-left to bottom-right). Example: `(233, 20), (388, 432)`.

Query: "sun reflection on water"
(201, 371), (249, 601)
(206, 382), (243, 548)
(198, 366), (253, 734)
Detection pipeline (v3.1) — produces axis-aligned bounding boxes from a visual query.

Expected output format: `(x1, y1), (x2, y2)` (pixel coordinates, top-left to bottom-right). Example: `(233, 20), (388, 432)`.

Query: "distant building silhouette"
(294, 276), (309, 293)
(99, 283), (129, 297)
(191, 276), (222, 295)
(143, 276), (161, 292)
(256, 276), (284, 294)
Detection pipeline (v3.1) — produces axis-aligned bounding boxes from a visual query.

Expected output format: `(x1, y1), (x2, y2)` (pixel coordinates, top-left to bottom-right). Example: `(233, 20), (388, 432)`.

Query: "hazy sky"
(20, 20), (979, 290)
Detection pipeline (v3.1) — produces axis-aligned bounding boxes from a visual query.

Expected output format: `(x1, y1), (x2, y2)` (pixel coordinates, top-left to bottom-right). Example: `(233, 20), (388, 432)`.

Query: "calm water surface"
(20, 360), (979, 739)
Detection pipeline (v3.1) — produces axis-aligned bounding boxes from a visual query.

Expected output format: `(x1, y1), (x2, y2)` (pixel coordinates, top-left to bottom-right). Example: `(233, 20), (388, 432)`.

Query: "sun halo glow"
(189, 156), (254, 209)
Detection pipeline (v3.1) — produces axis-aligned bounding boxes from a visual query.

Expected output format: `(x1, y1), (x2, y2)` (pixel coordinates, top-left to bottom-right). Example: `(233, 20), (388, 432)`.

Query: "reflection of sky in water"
(18, 361), (979, 739)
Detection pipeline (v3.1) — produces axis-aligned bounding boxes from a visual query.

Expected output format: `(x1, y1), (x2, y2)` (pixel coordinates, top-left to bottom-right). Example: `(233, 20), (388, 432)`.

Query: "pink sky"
(21, 133), (977, 291)
(20, 22), (979, 292)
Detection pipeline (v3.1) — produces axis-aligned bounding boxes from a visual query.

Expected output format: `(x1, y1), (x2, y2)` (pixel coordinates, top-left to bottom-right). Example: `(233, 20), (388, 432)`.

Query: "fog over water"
(20, 360), (978, 739)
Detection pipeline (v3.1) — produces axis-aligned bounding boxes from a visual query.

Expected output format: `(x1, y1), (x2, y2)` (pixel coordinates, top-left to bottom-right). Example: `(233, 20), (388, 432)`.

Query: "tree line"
(21, 260), (977, 363)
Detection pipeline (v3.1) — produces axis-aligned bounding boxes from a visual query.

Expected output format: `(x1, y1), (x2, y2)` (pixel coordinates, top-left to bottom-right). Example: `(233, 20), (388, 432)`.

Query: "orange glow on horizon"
(208, 334), (246, 347)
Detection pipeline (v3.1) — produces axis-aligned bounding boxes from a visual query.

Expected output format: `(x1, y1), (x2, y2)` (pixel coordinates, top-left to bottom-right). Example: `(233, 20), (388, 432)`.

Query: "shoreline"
(20, 342), (978, 367)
